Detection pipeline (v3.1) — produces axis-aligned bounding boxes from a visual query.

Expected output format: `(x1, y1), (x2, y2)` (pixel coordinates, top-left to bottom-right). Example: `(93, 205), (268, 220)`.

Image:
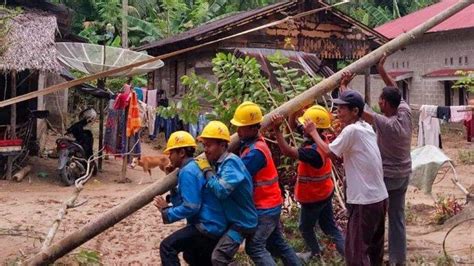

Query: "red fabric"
(0, 139), (23, 147)
(375, 0), (474, 39)
(464, 118), (474, 142)
(295, 144), (334, 203)
(241, 136), (282, 209)
(113, 92), (130, 110)
(126, 91), (141, 137)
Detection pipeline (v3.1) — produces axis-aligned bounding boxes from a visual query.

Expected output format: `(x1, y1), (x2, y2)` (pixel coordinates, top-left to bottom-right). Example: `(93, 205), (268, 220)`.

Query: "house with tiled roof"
(350, 0), (474, 106)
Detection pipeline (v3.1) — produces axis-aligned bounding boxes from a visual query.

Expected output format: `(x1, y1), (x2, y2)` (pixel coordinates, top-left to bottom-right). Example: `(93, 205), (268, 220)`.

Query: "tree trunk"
(25, 0), (474, 264)
(122, 0), (128, 49)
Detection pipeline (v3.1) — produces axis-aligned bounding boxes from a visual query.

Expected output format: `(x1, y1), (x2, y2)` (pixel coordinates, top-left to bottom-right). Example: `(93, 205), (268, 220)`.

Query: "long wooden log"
(25, 0), (474, 264)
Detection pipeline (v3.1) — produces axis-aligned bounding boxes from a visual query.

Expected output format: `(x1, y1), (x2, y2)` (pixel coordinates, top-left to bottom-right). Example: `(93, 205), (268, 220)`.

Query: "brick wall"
(350, 28), (474, 106)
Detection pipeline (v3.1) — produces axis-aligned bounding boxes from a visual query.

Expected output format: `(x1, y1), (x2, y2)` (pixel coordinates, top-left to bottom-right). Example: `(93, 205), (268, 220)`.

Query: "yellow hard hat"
(297, 105), (331, 129)
(230, 101), (263, 127)
(163, 131), (197, 154)
(198, 121), (231, 142)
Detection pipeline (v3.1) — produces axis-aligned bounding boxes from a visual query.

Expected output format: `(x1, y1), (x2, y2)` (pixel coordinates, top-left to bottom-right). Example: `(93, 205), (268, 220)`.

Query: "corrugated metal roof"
(387, 71), (413, 81)
(375, 0), (474, 39)
(136, 1), (295, 52)
(136, 0), (387, 54)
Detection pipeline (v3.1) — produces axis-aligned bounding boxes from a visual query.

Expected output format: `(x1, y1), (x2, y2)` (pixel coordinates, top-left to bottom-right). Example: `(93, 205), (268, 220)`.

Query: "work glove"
(195, 155), (215, 179)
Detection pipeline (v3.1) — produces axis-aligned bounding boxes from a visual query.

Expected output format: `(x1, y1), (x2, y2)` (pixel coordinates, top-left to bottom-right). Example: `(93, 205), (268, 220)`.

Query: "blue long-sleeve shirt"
(206, 152), (258, 234)
(240, 137), (282, 216)
(163, 158), (227, 237)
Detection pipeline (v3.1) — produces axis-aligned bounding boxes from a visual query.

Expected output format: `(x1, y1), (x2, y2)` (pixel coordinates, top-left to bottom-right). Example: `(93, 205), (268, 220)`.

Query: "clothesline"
(456, 106), (474, 113)
(418, 104), (474, 148)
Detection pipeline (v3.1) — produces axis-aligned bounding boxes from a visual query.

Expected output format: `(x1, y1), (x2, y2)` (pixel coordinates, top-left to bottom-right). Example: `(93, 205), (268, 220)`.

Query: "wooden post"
(364, 67), (371, 106)
(25, 1), (474, 263)
(97, 78), (106, 171)
(6, 71), (17, 180)
(120, 106), (129, 183)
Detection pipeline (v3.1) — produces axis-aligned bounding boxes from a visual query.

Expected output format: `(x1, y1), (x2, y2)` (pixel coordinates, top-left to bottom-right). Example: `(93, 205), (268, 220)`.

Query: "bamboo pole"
(25, 1), (474, 264)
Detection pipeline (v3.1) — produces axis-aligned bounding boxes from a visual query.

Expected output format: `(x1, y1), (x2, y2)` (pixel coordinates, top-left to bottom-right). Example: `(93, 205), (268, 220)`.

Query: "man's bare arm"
(377, 53), (396, 87)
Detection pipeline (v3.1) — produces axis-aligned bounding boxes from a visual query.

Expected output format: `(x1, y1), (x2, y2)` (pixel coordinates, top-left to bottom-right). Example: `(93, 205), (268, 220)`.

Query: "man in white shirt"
(304, 89), (388, 266)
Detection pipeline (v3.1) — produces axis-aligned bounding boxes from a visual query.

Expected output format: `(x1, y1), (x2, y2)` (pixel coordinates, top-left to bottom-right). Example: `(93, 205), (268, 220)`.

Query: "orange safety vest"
(295, 143), (334, 203)
(241, 136), (283, 209)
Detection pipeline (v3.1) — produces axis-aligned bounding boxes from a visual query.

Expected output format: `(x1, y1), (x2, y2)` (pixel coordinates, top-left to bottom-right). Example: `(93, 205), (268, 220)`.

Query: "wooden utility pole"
(122, 0), (128, 49)
(97, 78), (106, 171)
(6, 71), (17, 180)
(364, 67), (371, 106)
(25, 1), (474, 263)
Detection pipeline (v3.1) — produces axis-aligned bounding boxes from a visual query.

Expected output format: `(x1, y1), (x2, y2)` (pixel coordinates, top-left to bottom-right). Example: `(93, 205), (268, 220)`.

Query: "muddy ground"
(1, 129), (473, 265)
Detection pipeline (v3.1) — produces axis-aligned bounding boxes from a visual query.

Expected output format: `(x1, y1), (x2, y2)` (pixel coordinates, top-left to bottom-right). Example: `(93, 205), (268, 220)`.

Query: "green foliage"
(157, 52), (323, 128)
(75, 249), (101, 265)
(325, 0), (439, 27)
(453, 71), (474, 93)
(55, 0), (277, 48)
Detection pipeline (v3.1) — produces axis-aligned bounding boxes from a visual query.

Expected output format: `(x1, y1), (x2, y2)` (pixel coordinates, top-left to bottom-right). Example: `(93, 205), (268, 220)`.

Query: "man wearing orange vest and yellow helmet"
(231, 101), (300, 266)
(270, 106), (345, 262)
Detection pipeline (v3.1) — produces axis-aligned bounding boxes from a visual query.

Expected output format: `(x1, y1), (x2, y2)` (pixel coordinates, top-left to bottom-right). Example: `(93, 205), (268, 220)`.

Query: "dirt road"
(0, 131), (473, 264)
(0, 140), (184, 264)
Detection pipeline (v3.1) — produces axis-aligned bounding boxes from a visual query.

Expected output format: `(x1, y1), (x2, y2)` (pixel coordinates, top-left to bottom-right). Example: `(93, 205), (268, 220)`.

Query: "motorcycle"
(56, 108), (97, 186)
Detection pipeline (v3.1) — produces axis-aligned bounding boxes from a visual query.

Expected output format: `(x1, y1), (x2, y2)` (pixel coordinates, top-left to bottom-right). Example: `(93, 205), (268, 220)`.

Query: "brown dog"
(131, 155), (170, 184)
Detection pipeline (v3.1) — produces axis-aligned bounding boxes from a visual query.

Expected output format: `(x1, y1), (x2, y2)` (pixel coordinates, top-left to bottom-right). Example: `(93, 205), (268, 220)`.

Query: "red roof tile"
(375, 0), (474, 39)
(423, 68), (474, 77)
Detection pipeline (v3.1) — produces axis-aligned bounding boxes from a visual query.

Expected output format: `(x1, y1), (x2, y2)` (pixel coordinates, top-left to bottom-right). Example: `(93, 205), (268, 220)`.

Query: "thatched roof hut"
(0, 9), (61, 73)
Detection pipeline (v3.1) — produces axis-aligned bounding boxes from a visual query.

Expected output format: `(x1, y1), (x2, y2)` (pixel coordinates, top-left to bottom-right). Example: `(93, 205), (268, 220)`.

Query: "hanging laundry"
(116, 109), (127, 155)
(157, 89), (169, 107)
(123, 84), (131, 94)
(104, 100), (118, 154)
(128, 132), (142, 159)
(465, 118), (474, 142)
(147, 105), (156, 137)
(135, 87), (144, 102)
(418, 105), (440, 148)
(147, 89), (157, 109)
(436, 106), (451, 122)
(142, 87), (148, 103)
(113, 92), (129, 110)
(450, 106), (469, 122)
(126, 92), (141, 137)
(138, 100), (148, 127)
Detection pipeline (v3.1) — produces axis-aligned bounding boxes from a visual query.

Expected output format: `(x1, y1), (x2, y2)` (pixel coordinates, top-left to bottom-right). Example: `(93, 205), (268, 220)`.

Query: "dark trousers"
(160, 225), (218, 266)
(211, 234), (240, 266)
(345, 199), (388, 266)
(385, 177), (409, 264)
(246, 213), (301, 266)
(299, 195), (345, 256)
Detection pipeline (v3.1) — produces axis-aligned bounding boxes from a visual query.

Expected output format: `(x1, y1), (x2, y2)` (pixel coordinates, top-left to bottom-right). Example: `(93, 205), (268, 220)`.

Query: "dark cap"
(333, 90), (365, 111)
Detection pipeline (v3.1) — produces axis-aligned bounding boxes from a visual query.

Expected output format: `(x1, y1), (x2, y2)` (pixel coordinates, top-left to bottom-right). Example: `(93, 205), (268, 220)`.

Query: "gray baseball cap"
(333, 90), (365, 111)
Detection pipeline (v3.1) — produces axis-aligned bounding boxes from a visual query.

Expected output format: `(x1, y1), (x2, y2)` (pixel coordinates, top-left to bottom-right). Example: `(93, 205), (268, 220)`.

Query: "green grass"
(458, 149), (474, 165)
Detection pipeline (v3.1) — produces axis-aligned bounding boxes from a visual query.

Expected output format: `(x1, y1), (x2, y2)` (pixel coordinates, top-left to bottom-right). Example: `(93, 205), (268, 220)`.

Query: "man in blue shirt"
(195, 121), (258, 265)
(155, 131), (227, 266)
